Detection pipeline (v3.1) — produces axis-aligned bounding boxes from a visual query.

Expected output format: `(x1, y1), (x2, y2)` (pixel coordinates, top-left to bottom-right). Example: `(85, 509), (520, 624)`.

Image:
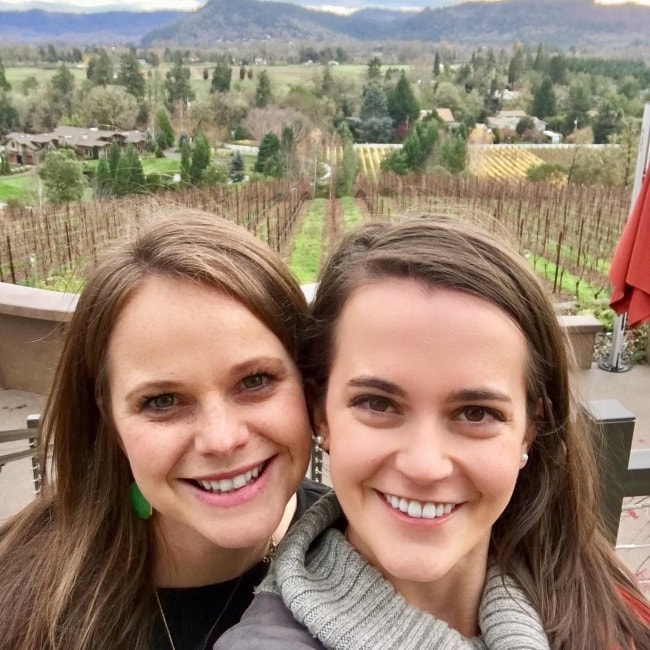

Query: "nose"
(194, 400), (250, 456)
(394, 418), (454, 484)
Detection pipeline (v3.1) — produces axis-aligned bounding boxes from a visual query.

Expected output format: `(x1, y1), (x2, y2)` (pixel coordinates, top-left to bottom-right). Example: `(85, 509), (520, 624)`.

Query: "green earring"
(129, 482), (152, 519)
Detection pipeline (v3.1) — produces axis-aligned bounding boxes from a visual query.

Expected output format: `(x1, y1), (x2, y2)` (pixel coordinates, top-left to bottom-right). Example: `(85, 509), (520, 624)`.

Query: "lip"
(186, 456), (276, 508)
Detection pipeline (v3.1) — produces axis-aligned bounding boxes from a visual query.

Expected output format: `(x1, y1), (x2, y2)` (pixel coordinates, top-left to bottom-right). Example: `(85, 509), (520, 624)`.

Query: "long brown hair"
(0, 210), (309, 649)
(300, 214), (650, 649)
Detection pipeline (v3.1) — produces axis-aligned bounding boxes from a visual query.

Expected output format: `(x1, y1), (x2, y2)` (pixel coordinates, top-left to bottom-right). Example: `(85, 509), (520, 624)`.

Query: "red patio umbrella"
(609, 166), (650, 328)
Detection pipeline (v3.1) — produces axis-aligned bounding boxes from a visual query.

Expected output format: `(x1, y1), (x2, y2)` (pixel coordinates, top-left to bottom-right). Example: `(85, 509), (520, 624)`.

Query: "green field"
(0, 172), (40, 204)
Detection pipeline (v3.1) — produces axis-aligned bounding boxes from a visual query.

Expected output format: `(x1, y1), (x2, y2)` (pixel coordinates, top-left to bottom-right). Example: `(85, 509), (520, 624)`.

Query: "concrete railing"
(0, 282), (78, 394)
(0, 282), (606, 393)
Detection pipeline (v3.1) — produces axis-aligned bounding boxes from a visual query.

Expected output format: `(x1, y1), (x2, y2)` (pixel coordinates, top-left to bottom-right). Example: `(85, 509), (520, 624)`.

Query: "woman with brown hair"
(0, 210), (327, 649)
(219, 215), (650, 650)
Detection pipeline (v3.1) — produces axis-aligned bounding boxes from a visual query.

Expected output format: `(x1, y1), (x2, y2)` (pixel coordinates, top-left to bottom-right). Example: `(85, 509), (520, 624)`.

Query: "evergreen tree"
(592, 98), (623, 145)
(108, 141), (121, 182)
(439, 133), (467, 174)
(255, 132), (281, 174)
(87, 48), (113, 86)
(0, 95), (19, 138)
(548, 54), (568, 85)
(239, 65), (247, 81)
(335, 123), (358, 197)
(155, 109), (175, 149)
(114, 144), (145, 195)
(254, 71), (272, 108)
(117, 49), (145, 100)
(367, 56), (382, 81)
(359, 85), (389, 121)
(95, 158), (113, 198)
(190, 131), (211, 184)
(229, 151), (245, 182)
(165, 57), (195, 110)
(532, 78), (556, 120)
(49, 64), (76, 119)
(180, 139), (191, 185)
(0, 56), (11, 92)
(0, 152), (11, 175)
(433, 51), (441, 78)
(387, 71), (420, 131)
(211, 63), (232, 93)
(507, 46), (525, 85)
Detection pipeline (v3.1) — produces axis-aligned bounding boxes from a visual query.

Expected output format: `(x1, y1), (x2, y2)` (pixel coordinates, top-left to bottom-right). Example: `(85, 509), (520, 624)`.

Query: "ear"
(521, 397), (543, 465)
(311, 395), (331, 452)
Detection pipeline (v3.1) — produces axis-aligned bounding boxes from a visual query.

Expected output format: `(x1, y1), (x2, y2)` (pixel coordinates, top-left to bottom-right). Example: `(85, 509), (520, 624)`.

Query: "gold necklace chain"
(154, 536), (276, 650)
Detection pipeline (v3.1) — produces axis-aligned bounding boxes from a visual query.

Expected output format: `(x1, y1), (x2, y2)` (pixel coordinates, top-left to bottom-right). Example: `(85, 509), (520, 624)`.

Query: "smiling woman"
(0, 209), (327, 650)
(218, 215), (650, 650)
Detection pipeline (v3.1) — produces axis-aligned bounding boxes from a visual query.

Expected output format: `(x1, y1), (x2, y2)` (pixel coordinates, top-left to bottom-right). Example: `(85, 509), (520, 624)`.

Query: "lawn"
(0, 172), (40, 204)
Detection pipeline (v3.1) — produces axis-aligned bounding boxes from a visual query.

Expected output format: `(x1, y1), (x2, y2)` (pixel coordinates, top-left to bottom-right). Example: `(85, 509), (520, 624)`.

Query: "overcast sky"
(0, 0), (649, 11)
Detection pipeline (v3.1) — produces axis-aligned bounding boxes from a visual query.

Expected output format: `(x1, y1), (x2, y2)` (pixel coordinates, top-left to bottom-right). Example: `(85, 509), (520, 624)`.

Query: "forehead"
(330, 279), (529, 385)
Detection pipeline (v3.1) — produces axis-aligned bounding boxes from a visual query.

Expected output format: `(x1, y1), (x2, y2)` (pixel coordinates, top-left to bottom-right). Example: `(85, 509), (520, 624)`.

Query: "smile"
(383, 493), (456, 519)
(195, 463), (263, 494)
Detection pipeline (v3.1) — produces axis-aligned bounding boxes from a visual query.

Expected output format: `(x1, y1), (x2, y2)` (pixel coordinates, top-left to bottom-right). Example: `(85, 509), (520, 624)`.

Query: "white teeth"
(384, 493), (456, 520)
(198, 464), (263, 494)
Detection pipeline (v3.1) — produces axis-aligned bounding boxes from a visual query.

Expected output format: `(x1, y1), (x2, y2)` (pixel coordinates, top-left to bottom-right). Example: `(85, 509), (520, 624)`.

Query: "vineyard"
(0, 174), (629, 308)
(324, 144), (399, 180)
(468, 145), (547, 180)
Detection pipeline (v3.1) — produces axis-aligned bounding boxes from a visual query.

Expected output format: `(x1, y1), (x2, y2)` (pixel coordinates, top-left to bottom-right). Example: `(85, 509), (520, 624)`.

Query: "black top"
(152, 478), (329, 650)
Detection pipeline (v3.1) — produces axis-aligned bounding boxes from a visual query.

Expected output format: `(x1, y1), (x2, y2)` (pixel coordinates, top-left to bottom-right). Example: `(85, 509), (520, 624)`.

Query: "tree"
(387, 71), (420, 132)
(507, 45), (525, 85)
(211, 63), (232, 93)
(0, 95), (19, 137)
(155, 109), (175, 149)
(229, 151), (245, 182)
(359, 85), (389, 121)
(592, 97), (624, 145)
(180, 139), (191, 185)
(433, 51), (441, 78)
(117, 50), (145, 100)
(0, 56), (11, 92)
(49, 64), (76, 119)
(114, 144), (145, 195)
(255, 131), (281, 175)
(165, 58), (195, 110)
(87, 48), (113, 86)
(38, 149), (87, 203)
(239, 65), (246, 81)
(335, 127), (358, 197)
(81, 85), (138, 129)
(94, 158), (113, 198)
(439, 133), (467, 174)
(516, 116), (535, 137)
(254, 71), (272, 108)
(190, 131), (211, 184)
(108, 140), (121, 181)
(548, 54), (568, 85)
(532, 78), (556, 120)
(367, 56), (382, 81)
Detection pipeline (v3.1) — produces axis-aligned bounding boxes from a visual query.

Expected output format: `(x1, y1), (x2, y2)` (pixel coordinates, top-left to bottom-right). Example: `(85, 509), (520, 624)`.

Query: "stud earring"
(129, 482), (152, 519)
(521, 452), (529, 465)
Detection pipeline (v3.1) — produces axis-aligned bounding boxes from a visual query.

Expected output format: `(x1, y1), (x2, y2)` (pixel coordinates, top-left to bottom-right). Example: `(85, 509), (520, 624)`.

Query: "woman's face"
(108, 275), (311, 565)
(315, 279), (531, 596)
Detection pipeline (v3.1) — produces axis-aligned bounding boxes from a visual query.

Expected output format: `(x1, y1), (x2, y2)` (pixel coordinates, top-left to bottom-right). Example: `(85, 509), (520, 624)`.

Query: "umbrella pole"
(600, 102), (650, 373)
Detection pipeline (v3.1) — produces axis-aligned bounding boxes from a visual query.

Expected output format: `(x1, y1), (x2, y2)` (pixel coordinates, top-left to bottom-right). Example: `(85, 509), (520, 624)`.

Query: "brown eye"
(463, 406), (487, 422)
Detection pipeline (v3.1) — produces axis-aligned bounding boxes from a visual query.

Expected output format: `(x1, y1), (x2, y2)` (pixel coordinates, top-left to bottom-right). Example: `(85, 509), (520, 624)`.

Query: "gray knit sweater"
(217, 491), (550, 650)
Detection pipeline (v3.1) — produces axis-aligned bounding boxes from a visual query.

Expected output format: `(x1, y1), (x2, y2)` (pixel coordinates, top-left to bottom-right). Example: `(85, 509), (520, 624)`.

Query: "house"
(419, 108), (458, 128)
(2, 127), (146, 166)
(486, 110), (546, 133)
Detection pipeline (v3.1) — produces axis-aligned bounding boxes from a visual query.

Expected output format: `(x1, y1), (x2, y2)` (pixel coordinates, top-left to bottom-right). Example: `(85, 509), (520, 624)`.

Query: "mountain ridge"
(0, 0), (649, 50)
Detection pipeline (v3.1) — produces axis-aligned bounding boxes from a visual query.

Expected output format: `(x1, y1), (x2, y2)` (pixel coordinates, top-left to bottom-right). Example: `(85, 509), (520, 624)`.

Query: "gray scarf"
(258, 491), (550, 650)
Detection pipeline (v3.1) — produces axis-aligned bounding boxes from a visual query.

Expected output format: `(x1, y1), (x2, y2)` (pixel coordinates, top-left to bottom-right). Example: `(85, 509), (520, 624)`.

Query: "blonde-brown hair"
(0, 210), (309, 649)
(300, 215), (650, 649)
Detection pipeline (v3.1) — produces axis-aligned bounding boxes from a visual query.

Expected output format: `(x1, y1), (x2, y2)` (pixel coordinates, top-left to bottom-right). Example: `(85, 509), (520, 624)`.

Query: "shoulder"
(215, 592), (324, 650)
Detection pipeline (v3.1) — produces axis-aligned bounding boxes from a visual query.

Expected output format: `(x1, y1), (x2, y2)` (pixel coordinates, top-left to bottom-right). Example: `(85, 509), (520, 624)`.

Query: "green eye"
(151, 394), (176, 410)
(241, 374), (268, 390)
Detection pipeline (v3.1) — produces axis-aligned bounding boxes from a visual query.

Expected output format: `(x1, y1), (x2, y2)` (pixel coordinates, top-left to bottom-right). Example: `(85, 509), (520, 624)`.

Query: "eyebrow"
(346, 378), (512, 404)
(347, 376), (407, 398)
(446, 389), (513, 404)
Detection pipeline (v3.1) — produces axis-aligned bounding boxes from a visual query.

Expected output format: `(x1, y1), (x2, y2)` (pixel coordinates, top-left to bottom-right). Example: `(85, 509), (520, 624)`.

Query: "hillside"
(0, 0), (649, 51)
(0, 8), (185, 43)
(142, 0), (650, 49)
